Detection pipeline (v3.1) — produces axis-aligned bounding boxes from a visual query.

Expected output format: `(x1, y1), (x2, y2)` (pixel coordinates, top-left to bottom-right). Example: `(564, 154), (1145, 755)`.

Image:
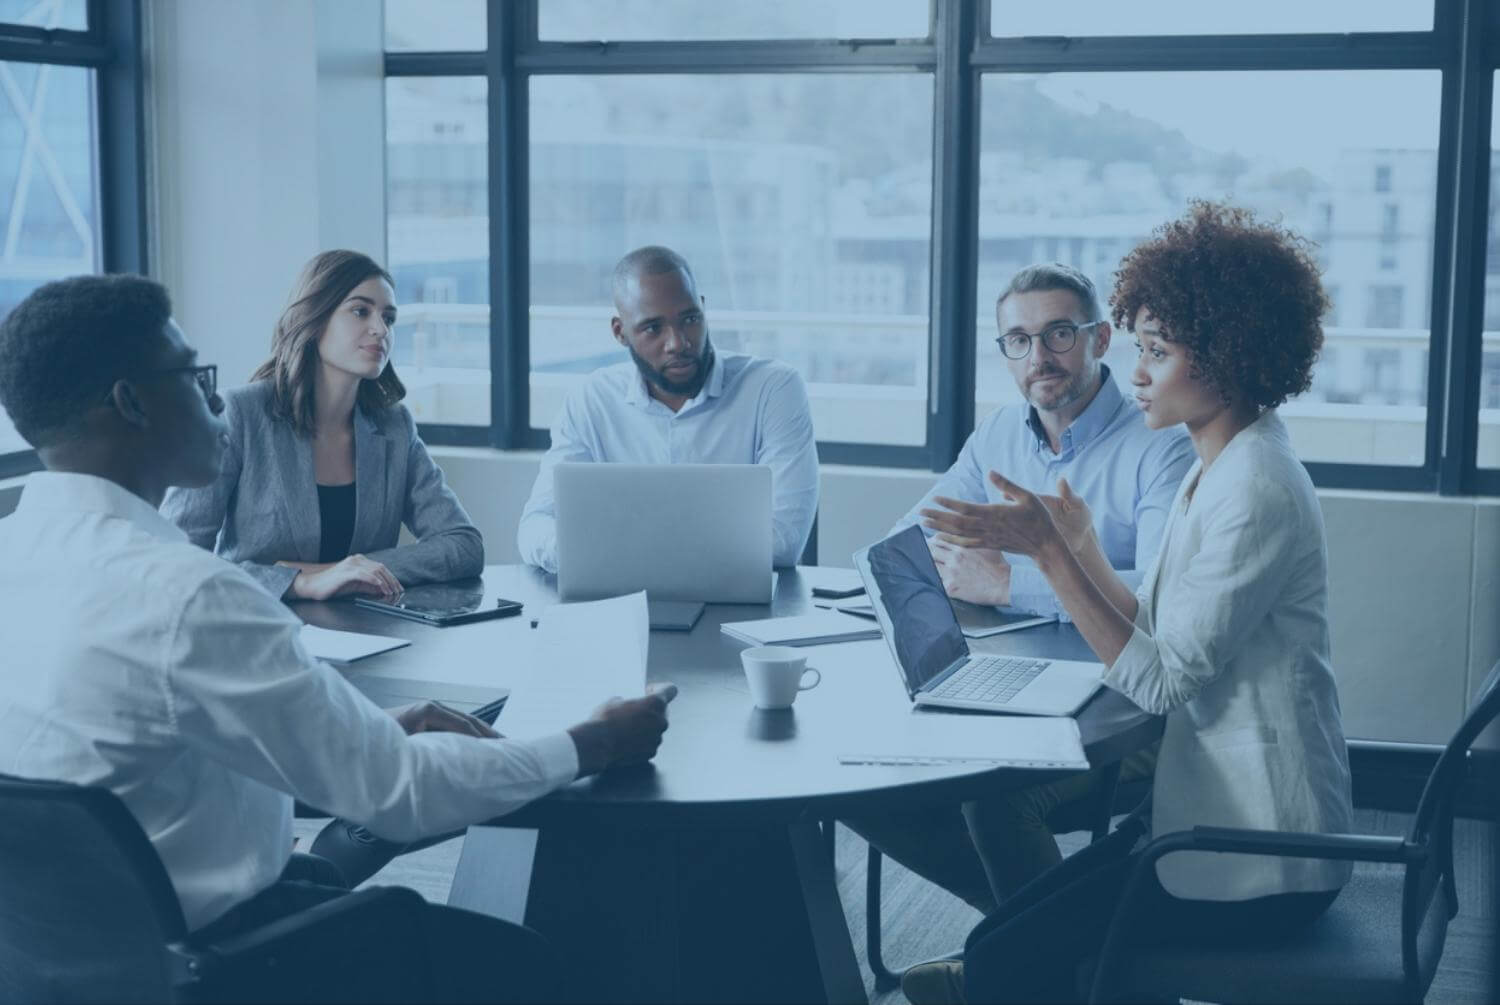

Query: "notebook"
(720, 611), (881, 647)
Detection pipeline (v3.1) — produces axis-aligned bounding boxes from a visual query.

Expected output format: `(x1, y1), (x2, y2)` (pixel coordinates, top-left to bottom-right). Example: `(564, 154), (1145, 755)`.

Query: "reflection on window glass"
(0, 60), (100, 455)
(527, 74), (933, 445)
(989, 0), (1430, 37)
(975, 70), (1440, 467)
(384, 76), (490, 427)
(0, 0), (85, 32)
(384, 0), (484, 51)
(540, 0), (928, 41)
(1479, 71), (1500, 470)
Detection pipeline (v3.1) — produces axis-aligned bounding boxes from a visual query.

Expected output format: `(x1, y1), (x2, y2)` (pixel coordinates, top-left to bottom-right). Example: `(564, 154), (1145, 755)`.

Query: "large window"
(527, 73), (932, 444)
(382, 0), (1499, 494)
(0, 0), (140, 473)
(975, 70), (1440, 467)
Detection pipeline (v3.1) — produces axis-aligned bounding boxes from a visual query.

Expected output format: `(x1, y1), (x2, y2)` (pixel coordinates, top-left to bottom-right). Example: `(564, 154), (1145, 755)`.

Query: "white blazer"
(1103, 409), (1354, 901)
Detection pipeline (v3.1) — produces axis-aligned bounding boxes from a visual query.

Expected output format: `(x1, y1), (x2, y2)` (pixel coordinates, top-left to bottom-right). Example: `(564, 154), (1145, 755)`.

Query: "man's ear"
(105, 380), (150, 429)
(610, 316), (627, 347)
(1092, 322), (1112, 358)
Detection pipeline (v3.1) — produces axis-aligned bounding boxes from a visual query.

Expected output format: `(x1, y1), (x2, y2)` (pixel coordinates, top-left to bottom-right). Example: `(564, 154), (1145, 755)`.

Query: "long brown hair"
(251, 250), (406, 436)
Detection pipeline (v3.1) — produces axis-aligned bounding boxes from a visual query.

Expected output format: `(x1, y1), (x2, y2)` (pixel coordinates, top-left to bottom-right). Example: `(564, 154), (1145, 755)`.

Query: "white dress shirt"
(1103, 411), (1354, 901)
(518, 351), (820, 572)
(0, 472), (578, 931)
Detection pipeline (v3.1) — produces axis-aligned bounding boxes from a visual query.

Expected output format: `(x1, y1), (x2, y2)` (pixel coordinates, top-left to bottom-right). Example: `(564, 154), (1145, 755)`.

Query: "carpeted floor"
(295, 808), (1497, 1003)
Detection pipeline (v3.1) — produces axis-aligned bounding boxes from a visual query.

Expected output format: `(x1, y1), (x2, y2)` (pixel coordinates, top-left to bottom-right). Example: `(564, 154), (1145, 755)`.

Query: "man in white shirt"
(517, 246), (820, 571)
(0, 275), (674, 996)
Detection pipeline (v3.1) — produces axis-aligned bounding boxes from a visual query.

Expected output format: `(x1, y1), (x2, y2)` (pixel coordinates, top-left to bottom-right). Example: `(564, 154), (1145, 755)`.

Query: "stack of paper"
(499, 592), (650, 740)
(299, 625), (411, 664)
(720, 611), (881, 647)
(840, 713), (1088, 769)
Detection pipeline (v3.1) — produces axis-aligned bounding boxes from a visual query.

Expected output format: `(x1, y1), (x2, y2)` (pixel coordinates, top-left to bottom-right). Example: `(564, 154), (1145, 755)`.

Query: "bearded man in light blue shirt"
(518, 246), (819, 572)
(846, 264), (1191, 924)
(894, 262), (1193, 620)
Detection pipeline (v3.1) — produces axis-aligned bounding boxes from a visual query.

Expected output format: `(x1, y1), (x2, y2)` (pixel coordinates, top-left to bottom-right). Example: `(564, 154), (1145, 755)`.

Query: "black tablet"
(353, 579), (523, 627)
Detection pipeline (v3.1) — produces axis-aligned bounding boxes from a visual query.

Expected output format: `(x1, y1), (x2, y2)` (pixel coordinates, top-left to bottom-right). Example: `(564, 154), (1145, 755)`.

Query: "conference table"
(297, 565), (1161, 1004)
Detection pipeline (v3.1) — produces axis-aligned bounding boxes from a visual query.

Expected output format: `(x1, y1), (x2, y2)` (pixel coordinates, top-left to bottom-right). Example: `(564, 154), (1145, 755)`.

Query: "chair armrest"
(1144, 826), (1416, 866)
(178, 887), (434, 1004)
(1087, 827), (1420, 1003)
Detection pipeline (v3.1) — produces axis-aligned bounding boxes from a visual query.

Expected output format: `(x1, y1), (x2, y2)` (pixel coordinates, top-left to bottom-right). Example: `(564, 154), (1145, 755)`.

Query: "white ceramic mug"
(740, 646), (822, 709)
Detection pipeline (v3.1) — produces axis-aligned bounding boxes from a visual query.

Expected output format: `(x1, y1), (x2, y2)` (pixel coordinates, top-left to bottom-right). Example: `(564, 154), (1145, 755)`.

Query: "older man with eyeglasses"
(843, 265), (1193, 972)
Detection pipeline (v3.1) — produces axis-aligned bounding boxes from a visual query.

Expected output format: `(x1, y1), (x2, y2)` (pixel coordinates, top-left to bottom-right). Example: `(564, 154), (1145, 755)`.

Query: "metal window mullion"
(925, 0), (979, 472)
(1434, 0), (1490, 494)
(384, 51), (486, 76)
(487, 0), (530, 449)
(95, 0), (145, 275)
(515, 39), (937, 75)
(972, 32), (1442, 73)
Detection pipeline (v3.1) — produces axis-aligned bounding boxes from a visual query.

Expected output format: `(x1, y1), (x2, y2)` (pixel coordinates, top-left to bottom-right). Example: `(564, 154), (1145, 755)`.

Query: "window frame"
(0, 0), (147, 480)
(385, 0), (1498, 496)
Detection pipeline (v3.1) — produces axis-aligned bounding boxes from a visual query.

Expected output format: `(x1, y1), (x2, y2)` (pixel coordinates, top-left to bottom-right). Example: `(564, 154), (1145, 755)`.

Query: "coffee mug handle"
(798, 667), (822, 691)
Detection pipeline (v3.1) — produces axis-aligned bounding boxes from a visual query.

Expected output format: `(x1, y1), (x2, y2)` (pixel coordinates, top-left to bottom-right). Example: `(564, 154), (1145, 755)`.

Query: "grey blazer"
(160, 381), (483, 599)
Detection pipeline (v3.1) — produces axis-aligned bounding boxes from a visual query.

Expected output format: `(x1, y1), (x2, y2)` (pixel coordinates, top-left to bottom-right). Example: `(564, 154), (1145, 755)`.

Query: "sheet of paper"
(840, 713), (1088, 769)
(499, 591), (650, 740)
(299, 624), (410, 664)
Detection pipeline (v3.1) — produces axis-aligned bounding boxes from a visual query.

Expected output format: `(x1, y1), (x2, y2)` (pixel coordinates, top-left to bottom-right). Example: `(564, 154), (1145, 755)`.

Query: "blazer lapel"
(272, 421), (321, 562)
(350, 408), (391, 554)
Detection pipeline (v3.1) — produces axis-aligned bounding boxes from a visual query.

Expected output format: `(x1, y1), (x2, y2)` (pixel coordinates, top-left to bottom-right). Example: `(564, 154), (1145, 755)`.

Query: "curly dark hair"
(0, 274), (172, 447)
(1111, 201), (1328, 410)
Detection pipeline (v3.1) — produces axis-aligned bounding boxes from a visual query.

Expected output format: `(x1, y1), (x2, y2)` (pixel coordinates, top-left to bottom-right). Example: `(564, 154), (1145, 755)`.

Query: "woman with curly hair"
(909, 202), (1353, 1004)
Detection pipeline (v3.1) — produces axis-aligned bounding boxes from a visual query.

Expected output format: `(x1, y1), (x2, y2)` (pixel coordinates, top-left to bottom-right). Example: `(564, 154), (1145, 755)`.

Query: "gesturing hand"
(289, 554), (402, 601)
(1036, 477), (1095, 556)
(920, 471), (1065, 560)
(390, 700), (499, 738)
(928, 536), (1012, 607)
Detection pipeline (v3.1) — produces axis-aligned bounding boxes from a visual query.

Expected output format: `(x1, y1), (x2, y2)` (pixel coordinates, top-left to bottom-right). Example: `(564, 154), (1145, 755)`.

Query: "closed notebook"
(720, 612), (881, 647)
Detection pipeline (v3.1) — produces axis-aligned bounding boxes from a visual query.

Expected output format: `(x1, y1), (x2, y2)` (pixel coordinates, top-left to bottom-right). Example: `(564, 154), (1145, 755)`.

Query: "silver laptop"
(554, 462), (774, 604)
(854, 526), (1103, 716)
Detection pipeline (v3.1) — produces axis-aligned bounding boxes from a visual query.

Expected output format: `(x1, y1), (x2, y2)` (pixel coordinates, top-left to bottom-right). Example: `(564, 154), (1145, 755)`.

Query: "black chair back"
(1400, 659), (1500, 989)
(0, 773), (188, 1003)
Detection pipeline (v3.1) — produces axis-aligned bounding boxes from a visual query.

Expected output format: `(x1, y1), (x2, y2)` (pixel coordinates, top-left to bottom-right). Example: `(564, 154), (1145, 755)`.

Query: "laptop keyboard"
(929, 656), (1051, 705)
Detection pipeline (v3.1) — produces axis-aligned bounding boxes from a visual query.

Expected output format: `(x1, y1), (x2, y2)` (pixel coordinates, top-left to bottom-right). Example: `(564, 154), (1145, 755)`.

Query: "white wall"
(146, 0), (385, 383)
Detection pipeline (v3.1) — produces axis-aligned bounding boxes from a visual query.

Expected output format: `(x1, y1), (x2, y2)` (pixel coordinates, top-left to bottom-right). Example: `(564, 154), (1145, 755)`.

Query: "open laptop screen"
(863, 526), (968, 695)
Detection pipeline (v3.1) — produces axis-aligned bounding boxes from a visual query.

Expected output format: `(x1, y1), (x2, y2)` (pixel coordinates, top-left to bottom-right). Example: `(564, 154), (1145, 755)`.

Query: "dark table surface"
(297, 565), (1161, 826)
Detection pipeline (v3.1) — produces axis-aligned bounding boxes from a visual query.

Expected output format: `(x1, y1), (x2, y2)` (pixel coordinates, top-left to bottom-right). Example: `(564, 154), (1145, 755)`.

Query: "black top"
(316, 483), (356, 564)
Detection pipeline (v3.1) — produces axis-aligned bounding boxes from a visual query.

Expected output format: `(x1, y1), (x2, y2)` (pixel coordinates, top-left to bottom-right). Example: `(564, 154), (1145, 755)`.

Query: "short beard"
(1029, 362), (1099, 413)
(629, 336), (715, 399)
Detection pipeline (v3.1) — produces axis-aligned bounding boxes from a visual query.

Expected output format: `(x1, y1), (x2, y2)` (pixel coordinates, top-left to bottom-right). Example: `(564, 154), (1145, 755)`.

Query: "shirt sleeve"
(166, 571), (578, 843)
(159, 394), (299, 600)
(890, 429), (989, 536)
(755, 369), (820, 567)
(1102, 481), (1302, 715)
(363, 409), (485, 585)
(517, 390), (597, 574)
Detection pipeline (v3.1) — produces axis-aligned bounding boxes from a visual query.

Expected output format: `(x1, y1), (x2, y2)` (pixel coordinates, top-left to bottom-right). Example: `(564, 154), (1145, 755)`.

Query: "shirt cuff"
(1007, 564), (1064, 621)
(1102, 624), (1160, 706)
(528, 730), (581, 786)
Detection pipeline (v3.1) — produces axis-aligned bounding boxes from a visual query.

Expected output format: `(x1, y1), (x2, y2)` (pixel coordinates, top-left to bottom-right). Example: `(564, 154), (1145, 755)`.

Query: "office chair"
(800, 512), (819, 567)
(0, 773), (435, 1004)
(865, 759), (1142, 990)
(1084, 658), (1500, 1004)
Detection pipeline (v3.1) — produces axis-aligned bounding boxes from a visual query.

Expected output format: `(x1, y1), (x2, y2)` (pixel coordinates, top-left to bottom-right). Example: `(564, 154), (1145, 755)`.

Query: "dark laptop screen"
(864, 526), (968, 695)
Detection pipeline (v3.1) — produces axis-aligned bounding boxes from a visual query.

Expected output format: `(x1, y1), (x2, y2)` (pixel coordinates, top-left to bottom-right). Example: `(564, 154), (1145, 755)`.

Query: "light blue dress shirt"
(518, 351), (820, 572)
(892, 368), (1194, 621)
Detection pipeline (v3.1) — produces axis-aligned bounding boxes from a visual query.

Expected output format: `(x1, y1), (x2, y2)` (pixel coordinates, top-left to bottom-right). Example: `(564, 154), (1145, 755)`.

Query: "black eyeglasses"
(996, 320), (1105, 360)
(155, 363), (217, 400)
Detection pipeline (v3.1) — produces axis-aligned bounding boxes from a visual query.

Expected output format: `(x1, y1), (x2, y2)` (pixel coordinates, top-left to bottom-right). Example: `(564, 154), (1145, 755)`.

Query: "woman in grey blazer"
(914, 203), (1353, 1004)
(161, 251), (485, 888)
(161, 250), (483, 600)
